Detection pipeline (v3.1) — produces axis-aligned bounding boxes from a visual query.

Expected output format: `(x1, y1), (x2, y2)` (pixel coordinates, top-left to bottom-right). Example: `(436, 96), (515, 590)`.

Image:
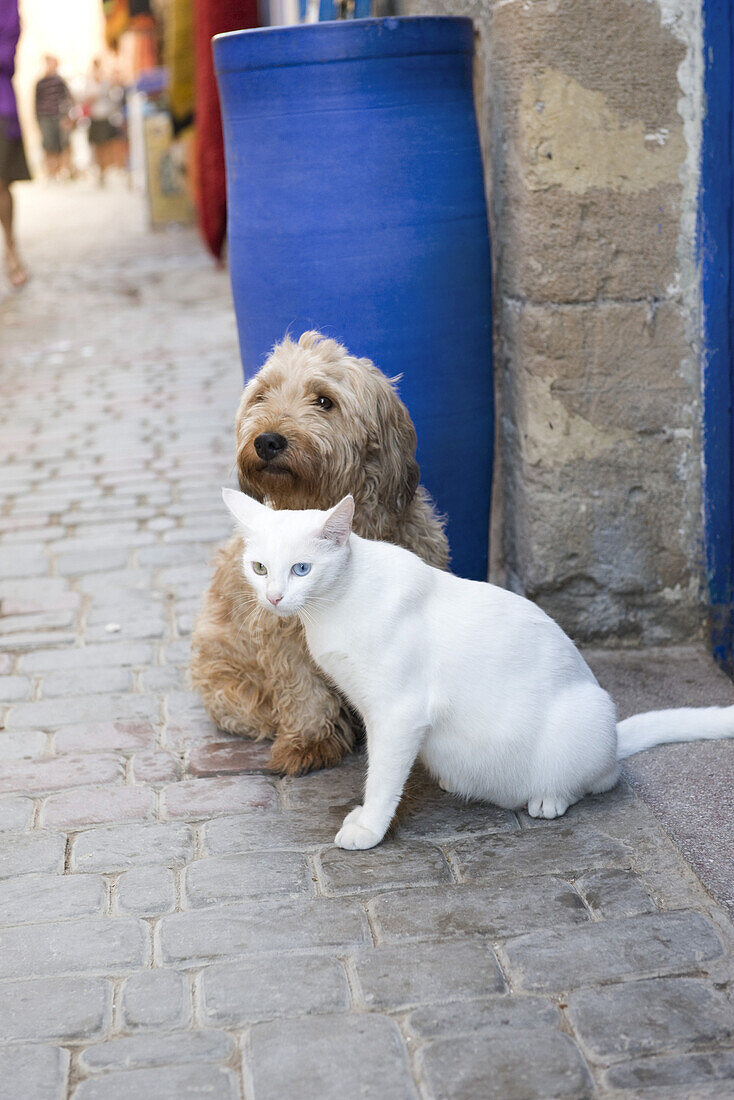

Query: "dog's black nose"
(254, 432), (288, 461)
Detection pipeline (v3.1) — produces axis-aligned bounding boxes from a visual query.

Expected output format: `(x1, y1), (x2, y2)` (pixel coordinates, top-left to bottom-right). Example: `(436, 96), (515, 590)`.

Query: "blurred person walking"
(35, 55), (73, 180)
(0, 0), (29, 287)
(84, 58), (124, 185)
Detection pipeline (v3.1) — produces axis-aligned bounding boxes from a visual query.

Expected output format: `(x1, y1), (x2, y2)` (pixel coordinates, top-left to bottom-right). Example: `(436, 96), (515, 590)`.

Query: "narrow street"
(0, 180), (733, 1099)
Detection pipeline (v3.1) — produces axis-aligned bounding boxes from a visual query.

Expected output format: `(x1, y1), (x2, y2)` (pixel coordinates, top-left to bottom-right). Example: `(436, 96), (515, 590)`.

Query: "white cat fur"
(222, 488), (734, 850)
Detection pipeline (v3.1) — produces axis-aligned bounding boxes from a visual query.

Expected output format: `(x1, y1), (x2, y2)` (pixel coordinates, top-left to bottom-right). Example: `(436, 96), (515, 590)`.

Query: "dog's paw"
(335, 806), (382, 850)
(268, 735), (347, 777)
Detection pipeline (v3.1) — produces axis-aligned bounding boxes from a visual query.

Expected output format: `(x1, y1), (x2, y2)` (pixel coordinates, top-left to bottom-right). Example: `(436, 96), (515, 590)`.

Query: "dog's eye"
(315, 395), (333, 410)
(291, 562), (311, 576)
(252, 393), (266, 403)
(251, 562), (267, 576)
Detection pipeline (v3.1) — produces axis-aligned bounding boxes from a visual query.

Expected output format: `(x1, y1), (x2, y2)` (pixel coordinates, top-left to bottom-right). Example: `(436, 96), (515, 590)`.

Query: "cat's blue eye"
(291, 562), (312, 576)
(252, 562), (267, 576)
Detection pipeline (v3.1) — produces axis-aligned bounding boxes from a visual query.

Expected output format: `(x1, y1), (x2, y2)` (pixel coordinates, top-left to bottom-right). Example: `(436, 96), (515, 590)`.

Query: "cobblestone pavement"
(1, 180), (733, 1100)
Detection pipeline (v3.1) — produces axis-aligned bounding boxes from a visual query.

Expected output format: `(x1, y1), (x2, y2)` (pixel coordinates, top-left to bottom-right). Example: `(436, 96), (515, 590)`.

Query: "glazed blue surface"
(700, 0), (733, 671)
(214, 17), (493, 580)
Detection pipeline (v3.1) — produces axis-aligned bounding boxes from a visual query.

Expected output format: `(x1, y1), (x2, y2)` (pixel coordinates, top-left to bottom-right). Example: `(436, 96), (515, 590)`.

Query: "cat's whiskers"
(232, 595), (269, 644)
(297, 605), (317, 631)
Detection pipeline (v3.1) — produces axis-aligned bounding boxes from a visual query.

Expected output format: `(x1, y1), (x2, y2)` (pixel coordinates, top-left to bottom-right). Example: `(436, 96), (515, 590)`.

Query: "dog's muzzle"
(254, 432), (288, 461)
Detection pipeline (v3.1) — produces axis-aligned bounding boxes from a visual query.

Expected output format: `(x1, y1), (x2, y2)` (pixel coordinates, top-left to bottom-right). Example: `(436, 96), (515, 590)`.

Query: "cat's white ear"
(319, 495), (354, 547)
(222, 488), (265, 533)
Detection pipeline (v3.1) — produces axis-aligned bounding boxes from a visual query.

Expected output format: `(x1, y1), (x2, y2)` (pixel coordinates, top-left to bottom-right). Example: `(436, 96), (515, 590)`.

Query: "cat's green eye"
(252, 562), (267, 576)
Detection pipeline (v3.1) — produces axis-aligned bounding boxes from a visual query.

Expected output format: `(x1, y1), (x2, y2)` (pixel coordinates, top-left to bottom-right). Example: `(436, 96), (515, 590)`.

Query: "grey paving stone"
(202, 807), (346, 853)
(79, 1029), (234, 1073)
(318, 841), (451, 895)
(0, 796), (34, 832)
(138, 666), (182, 692)
(50, 534), (154, 556)
(159, 898), (368, 965)
(161, 639), (191, 665)
(41, 784), (155, 829)
(281, 760), (365, 809)
(54, 720), (156, 754)
(0, 1043), (70, 1100)
(120, 970), (190, 1031)
(355, 939), (504, 1010)
(115, 865), (176, 916)
(0, 676), (31, 702)
(72, 823), (195, 873)
(200, 955), (349, 1025)
(0, 873), (106, 925)
(0, 833), (65, 880)
(453, 826), (631, 881)
(166, 690), (213, 721)
(566, 977), (734, 1060)
(137, 543), (214, 567)
(406, 995), (561, 1039)
(131, 749), (182, 784)
(397, 789), (520, 840)
(0, 730), (48, 759)
(0, 976), (112, 1041)
(40, 667), (132, 699)
(604, 1049), (734, 1092)
(573, 867), (657, 918)
(368, 880), (588, 944)
(503, 910), (723, 992)
(161, 775), (278, 819)
(0, 631), (76, 652)
(156, 563), (211, 591)
(73, 1064), (239, 1100)
(0, 548), (47, 578)
(245, 1014), (418, 1100)
(5, 693), (157, 730)
(85, 618), (166, 644)
(418, 1027), (592, 1100)
(185, 852), (312, 908)
(0, 753), (125, 795)
(0, 917), (150, 979)
(18, 643), (154, 672)
(0, 611), (74, 637)
(2, 525), (65, 543)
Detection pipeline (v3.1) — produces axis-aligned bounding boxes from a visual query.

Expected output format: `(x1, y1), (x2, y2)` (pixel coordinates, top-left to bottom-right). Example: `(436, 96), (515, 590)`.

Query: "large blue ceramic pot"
(214, 17), (493, 580)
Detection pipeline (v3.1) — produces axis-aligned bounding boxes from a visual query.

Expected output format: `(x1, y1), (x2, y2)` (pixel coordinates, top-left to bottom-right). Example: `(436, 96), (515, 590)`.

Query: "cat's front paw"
(335, 806), (382, 850)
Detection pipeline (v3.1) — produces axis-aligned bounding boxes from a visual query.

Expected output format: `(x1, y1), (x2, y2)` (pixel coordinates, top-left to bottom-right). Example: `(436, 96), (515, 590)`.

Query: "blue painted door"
(701, 0), (734, 672)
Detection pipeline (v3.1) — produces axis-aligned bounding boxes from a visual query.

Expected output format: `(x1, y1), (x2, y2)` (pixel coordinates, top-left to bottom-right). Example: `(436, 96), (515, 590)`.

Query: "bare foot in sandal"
(5, 245), (27, 288)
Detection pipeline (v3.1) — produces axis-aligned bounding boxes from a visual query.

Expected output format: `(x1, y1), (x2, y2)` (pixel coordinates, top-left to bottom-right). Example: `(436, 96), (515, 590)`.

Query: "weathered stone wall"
(408, 0), (705, 644)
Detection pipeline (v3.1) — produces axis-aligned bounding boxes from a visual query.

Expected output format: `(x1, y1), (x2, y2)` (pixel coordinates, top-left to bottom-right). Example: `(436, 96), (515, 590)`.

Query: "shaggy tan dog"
(190, 332), (449, 775)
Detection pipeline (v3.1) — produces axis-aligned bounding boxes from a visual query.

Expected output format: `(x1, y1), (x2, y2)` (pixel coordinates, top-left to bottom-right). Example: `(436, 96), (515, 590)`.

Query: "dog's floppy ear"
(365, 373), (420, 515)
(222, 488), (267, 533)
(318, 495), (355, 547)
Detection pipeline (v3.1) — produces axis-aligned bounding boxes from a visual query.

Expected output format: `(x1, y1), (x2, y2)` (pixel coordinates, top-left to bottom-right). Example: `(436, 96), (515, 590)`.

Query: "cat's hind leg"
(526, 681), (618, 820)
(527, 795), (570, 820)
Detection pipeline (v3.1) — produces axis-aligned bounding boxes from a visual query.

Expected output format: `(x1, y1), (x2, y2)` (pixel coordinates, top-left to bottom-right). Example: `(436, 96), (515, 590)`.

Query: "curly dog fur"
(190, 332), (449, 775)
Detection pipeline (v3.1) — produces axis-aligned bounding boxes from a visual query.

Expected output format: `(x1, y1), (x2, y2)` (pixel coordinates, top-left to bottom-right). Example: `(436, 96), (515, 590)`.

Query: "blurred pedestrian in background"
(84, 58), (126, 186)
(107, 67), (129, 174)
(34, 54), (73, 180)
(0, 0), (29, 287)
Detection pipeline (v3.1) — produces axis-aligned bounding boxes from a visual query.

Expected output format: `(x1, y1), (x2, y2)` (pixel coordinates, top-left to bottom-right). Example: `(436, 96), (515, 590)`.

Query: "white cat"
(222, 488), (734, 850)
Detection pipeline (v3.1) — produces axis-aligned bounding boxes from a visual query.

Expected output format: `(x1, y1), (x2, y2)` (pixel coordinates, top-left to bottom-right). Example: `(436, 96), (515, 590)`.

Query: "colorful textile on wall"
(103, 0), (130, 49)
(166, 0), (195, 134)
(194, 0), (258, 260)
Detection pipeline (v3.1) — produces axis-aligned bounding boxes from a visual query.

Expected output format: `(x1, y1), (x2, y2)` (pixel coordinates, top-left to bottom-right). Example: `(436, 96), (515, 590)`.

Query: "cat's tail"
(616, 705), (734, 759)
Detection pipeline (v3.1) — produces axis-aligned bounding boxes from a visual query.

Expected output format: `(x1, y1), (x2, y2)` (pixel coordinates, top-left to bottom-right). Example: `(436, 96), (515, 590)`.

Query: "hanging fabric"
(194, 0), (258, 261)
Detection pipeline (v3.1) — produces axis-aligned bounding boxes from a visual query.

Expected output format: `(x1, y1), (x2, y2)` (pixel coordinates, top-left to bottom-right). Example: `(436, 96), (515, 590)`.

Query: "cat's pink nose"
(268, 594), (283, 606)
